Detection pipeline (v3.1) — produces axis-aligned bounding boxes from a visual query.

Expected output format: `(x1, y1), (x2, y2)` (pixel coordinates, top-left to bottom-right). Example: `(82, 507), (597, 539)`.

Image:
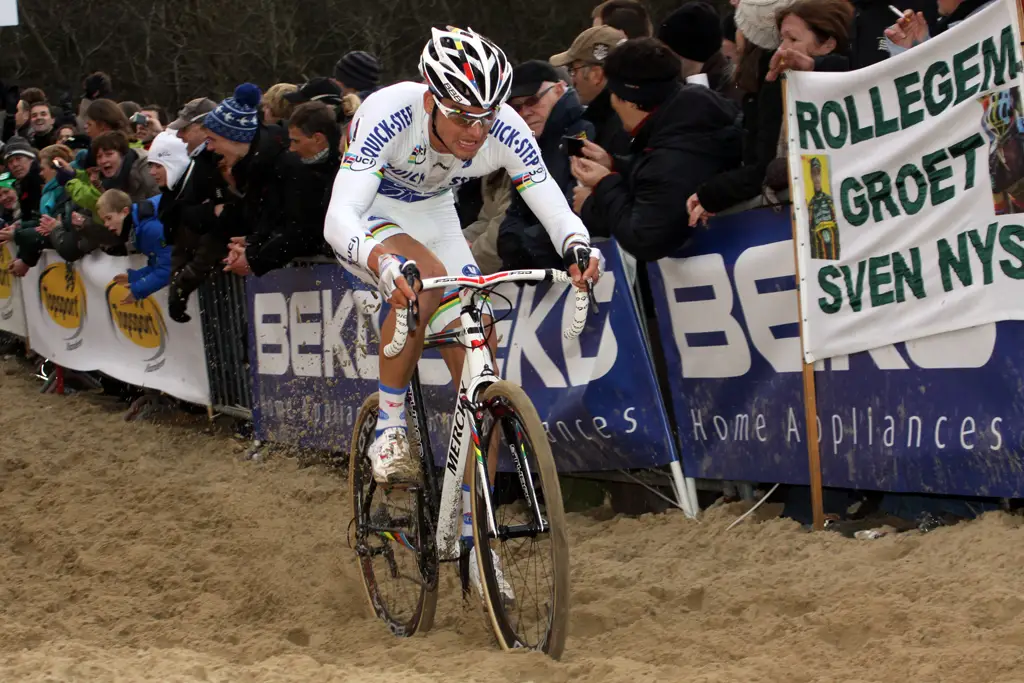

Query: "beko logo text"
(252, 271), (618, 388)
(662, 240), (997, 379)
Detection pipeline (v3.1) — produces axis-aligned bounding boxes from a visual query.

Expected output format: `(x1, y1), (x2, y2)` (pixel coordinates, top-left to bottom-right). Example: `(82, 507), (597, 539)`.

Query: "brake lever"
(402, 262), (421, 334)
(575, 249), (599, 315)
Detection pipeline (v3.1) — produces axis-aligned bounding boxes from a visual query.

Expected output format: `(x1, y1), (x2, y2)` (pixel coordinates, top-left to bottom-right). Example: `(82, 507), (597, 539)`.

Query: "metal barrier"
(198, 272), (252, 419)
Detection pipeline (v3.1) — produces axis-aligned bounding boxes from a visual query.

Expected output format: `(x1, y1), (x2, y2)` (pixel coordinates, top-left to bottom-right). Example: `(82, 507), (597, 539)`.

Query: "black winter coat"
(159, 144), (231, 245)
(16, 162), (44, 224)
(245, 148), (339, 273)
(851, 0), (938, 68)
(697, 52), (849, 213)
(221, 124), (334, 275)
(584, 89), (631, 157)
(29, 127), (59, 152)
(498, 89), (595, 270)
(581, 84), (742, 262)
(695, 51), (779, 214)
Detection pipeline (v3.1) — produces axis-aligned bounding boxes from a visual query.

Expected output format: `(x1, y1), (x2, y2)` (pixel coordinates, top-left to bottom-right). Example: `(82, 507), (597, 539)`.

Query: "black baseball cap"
(509, 61), (562, 99)
(285, 77), (343, 105)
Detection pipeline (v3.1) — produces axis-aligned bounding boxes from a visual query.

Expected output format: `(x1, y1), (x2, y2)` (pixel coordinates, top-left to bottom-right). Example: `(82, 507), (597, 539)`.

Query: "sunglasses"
(433, 96), (498, 129)
(508, 84), (557, 112)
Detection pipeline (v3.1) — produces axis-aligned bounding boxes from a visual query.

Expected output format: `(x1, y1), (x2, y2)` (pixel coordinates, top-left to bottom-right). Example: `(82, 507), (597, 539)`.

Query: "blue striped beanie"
(205, 83), (262, 143)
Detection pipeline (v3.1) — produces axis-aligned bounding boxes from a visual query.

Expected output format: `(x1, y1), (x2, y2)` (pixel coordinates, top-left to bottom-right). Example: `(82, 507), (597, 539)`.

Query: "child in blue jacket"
(96, 189), (171, 304)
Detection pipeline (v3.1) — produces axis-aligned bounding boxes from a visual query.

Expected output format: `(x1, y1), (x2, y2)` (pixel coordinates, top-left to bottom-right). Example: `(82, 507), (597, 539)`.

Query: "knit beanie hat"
(735, 0), (799, 50)
(205, 83), (262, 144)
(146, 131), (190, 188)
(658, 2), (723, 63)
(334, 51), (381, 92)
(3, 136), (37, 161)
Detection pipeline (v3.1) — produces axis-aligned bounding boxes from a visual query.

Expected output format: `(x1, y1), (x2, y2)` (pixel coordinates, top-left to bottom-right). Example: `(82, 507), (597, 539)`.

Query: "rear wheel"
(349, 392), (438, 636)
(469, 382), (570, 659)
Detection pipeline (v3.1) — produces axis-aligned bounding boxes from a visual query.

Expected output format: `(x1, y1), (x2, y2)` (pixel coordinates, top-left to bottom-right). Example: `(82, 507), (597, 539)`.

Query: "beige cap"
(168, 97), (217, 130)
(550, 26), (627, 68)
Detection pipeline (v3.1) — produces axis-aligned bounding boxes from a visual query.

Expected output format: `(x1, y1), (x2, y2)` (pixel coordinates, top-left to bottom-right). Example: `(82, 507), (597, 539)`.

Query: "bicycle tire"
(470, 381), (570, 659)
(349, 392), (438, 637)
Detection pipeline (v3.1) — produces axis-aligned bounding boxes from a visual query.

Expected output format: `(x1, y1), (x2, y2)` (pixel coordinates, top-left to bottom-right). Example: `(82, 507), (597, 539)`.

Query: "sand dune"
(2, 357), (1023, 682)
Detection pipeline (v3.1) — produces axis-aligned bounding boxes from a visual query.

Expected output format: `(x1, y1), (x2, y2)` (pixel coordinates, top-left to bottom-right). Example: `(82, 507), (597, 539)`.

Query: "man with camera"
(130, 107), (164, 150)
(496, 60), (595, 271)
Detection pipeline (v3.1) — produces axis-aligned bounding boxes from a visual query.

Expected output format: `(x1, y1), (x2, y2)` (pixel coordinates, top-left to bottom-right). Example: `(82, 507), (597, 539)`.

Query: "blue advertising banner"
(648, 208), (1024, 497)
(245, 244), (678, 473)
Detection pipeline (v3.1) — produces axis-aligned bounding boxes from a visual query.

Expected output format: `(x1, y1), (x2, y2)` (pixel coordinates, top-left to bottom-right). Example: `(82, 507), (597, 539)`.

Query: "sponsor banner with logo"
(649, 208), (1024, 497)
(0, 242), (27, 337)
(246, 246), (679, 472)
(21, 250), (210, 405)
(786, 0), (1024, 362)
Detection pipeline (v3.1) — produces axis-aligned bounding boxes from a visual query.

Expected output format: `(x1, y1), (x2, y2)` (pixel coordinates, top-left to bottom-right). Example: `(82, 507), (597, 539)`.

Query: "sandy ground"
(4, 358), (1024, 683)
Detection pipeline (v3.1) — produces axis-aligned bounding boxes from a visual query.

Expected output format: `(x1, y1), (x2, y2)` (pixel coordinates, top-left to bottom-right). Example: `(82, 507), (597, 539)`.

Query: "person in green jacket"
(65, 130), (158, 212)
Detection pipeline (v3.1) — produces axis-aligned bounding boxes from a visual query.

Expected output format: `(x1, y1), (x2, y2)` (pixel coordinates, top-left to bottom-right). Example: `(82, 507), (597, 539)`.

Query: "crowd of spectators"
(0, 0), (979, 319)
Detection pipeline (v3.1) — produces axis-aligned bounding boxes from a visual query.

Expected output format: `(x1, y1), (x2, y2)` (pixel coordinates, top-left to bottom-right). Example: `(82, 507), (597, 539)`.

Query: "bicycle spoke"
(350, 391), (437, 638)
(473, 383), (568, 657)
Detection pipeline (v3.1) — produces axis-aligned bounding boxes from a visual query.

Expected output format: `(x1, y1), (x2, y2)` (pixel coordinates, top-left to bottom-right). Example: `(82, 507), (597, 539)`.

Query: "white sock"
(375, 383), (407, 437)
(461, 484), (473, 544)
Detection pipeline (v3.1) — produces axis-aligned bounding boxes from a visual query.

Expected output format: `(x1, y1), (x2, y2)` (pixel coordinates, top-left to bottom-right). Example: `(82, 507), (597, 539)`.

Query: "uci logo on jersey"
(343, 236), (360, 265)
(511, 167), (547, 193)
(342, 152), (375, 172)
(408, 144), (427, 165)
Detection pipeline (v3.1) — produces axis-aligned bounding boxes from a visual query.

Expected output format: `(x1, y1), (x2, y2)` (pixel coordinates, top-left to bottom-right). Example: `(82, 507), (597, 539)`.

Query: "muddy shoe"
(368, 428), (419, 486)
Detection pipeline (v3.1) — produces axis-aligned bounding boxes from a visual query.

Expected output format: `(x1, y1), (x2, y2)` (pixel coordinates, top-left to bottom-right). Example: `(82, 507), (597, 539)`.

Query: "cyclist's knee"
(413, 255), (447, 311)
(416, 253), (447, 281)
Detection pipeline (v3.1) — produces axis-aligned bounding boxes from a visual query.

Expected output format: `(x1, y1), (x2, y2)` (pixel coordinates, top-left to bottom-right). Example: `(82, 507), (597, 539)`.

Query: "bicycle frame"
(431, 293), (498, 561)
(392, 269), (589, 561)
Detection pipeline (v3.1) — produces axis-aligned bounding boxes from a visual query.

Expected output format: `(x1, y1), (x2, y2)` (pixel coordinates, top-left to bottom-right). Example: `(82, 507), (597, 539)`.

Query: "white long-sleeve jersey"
(324, 81), (591, 270)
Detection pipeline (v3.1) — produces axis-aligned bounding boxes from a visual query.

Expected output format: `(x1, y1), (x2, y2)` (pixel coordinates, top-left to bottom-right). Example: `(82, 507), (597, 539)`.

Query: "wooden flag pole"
(783, 78), (826, 531)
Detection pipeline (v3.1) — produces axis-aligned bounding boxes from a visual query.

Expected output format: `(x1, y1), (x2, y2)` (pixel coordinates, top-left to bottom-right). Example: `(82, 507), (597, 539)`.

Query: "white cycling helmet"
(419, 26), (512, 110)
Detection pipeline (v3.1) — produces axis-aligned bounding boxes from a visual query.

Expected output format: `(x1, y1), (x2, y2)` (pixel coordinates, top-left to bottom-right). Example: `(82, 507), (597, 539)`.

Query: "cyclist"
(324, 27), (601, 599)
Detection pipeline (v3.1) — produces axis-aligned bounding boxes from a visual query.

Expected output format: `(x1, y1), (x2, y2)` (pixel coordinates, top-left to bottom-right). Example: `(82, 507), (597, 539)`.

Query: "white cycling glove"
(377, 254), (414, 301)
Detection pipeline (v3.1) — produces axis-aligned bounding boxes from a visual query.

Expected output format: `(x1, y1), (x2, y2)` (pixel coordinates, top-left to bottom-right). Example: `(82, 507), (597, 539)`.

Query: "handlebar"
(382, 265), (592, 358)
(382, 261), (420, 359)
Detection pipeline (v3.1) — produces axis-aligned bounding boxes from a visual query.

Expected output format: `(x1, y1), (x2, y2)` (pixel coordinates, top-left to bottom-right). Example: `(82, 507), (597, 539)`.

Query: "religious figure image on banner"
(981, 87), (1024, 215)
(803, 154), (839, 260)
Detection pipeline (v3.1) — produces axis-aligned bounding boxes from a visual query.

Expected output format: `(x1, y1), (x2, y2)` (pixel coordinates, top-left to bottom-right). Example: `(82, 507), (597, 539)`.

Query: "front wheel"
(469, 381), (570, 659)
(349, 392), (438, 637)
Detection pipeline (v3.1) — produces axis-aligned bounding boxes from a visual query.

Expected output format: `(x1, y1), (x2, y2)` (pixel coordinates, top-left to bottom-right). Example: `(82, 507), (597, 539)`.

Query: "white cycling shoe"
(368, 428), (420, 485)
(470, 546), (517, 609)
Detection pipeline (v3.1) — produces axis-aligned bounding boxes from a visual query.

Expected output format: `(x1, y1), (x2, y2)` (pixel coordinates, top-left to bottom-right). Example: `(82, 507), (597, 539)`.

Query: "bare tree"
(0, 0), (731, 110)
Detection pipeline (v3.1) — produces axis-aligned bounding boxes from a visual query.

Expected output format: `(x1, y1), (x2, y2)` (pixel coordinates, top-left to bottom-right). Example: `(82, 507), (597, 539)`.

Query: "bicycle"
(348, 257), (593, 659)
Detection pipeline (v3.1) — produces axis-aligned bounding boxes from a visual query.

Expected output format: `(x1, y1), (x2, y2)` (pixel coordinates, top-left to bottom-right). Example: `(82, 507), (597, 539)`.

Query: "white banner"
(21, 250), (211, 405)
(0, 242), (27, 337)
(787, 0), (1024, 362)
(0, 0), (17, 27)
